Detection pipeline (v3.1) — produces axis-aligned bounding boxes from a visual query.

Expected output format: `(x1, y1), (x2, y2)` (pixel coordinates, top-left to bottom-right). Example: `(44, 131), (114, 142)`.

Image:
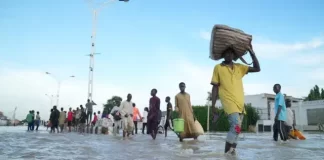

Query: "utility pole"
(206, 92), (212, 132)
(12, 107), (17, 126)
(86, 0), (129, 101)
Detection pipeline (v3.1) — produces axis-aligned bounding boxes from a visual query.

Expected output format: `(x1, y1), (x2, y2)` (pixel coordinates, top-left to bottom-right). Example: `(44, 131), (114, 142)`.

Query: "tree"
(314, 85), (321, 100)
(103, 96), (122, 115)
(244, 103), (260, 126)
(305, 85), (324, 101)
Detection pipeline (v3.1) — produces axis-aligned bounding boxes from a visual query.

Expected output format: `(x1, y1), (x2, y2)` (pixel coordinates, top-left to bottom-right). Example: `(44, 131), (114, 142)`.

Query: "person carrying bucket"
(210, 46), (261, 155)
(174, 82), (199, 142)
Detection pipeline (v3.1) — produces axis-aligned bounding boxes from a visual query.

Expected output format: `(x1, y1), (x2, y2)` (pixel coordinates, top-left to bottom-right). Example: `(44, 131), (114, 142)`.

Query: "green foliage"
(172, 104), (260, 132)
(244, 103), (260, 126)
(103, 96), (122, 115)
(305, 85), (324, 101)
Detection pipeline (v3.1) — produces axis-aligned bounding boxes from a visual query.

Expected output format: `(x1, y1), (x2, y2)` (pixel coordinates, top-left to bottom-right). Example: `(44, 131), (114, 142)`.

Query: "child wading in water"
(285, 99), (297, 139)
(101, 114), (111, 134)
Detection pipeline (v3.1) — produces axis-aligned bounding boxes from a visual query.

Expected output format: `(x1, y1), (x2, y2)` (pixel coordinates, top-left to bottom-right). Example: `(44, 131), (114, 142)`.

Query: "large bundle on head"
(209, 25), (252, 61)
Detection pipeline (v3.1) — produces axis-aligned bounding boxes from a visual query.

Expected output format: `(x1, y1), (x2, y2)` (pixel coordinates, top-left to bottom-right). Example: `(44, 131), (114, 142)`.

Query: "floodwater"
(0, 126), (323, 160)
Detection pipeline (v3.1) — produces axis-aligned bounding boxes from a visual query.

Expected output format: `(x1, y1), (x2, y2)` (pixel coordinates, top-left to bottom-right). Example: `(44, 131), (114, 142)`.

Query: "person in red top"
(67, 108), (73, 132)
(92, 112), (98, 126)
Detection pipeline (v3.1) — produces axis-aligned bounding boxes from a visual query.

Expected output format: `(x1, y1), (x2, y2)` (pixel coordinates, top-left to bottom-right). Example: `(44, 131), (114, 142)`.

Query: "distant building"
(0, 111), (9, 126)
(11, 119), (20, 125)
(294, 100), (324, 131)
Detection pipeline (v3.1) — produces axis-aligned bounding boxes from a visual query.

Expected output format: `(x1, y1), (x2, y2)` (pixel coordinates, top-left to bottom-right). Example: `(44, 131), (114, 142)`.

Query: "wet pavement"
(0, 126), (323, 160)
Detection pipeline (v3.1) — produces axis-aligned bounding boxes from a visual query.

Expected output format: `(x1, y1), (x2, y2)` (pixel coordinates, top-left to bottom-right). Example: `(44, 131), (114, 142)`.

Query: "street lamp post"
(86, 0), (129, 101)
(45, 72), (74, 107)
(45, 94), (54, 107)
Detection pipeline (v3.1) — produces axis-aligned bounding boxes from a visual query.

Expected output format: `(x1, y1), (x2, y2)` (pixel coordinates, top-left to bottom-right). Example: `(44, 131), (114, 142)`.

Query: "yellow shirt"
(211, 63), (249, 115)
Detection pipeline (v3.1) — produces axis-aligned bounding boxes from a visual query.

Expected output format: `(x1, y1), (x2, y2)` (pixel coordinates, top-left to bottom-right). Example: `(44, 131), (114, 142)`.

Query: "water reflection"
(0, 126), (323, 160)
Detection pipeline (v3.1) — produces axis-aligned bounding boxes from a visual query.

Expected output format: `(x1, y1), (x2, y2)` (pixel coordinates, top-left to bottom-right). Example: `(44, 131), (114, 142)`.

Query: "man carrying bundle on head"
(210, 45), (260, 155)
(209, 25), (261, 156)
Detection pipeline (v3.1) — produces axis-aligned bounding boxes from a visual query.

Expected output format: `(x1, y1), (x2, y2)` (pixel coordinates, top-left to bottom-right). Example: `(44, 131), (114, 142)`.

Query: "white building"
(244, 93), (302, 132)
(294, 100), (324, 131)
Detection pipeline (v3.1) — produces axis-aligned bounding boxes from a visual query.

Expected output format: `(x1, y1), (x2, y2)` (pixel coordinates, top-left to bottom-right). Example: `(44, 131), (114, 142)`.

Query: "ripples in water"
(1, 126), (324, 160)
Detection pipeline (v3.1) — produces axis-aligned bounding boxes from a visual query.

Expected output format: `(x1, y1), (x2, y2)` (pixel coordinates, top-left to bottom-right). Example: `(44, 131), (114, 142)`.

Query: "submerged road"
(0, 126), (323, 160)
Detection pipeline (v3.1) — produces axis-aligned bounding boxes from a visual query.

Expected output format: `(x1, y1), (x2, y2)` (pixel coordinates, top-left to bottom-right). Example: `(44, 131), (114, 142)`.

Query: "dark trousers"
(86, 111), (92, 124)
(28, 123), (32, 131)
(273, 120), (287, 141)
(36, 120), (40, 131)
(142, 123), (147, 134)
(133, 121), (138, 134)
(31, 121), (35, 130)
(164, 119), (172, 130)
(51, 121), (59, 133)
(148, 120), (158, 134)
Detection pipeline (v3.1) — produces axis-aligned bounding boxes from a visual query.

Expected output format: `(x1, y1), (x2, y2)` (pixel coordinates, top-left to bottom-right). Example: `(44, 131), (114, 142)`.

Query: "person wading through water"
(120, 94), (134, 138)
(175, 82), (198, 142)
(47, 109), (53, 131)
(75, 107), (81, 131)
(79, 107), (87, 133)
(148, 88), (161, 140)
(35, 111), (41, 131)
(132, 103), (142, 135)
(142, 107), (149, 134)
(31, 110), (35, 131)
(67, 108), (73, 132)
(273, 84), (288, 142)
(210, 45), (260, 155)
(26, 111), (33, 131)
(164, 96), (173, 137)
(50, 106), (60, 133)
(59, 107), (66, 133)
(111, 103), (122, 136)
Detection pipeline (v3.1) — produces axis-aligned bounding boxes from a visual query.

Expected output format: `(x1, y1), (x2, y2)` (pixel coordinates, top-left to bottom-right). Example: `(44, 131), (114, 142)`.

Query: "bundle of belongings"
(209, 24), (252, 64)
(111, 110), (122, 121)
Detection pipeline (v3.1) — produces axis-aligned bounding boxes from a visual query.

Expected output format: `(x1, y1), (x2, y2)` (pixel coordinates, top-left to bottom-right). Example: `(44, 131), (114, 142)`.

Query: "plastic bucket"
(173, 118), (184, 133)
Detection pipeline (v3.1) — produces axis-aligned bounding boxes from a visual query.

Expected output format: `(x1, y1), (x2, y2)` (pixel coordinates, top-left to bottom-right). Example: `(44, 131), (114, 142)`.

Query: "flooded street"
(0, 126), (323, 160)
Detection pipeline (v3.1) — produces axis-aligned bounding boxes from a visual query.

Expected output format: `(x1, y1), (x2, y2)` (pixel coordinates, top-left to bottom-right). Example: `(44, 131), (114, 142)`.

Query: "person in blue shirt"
(273, 84), (288, 142)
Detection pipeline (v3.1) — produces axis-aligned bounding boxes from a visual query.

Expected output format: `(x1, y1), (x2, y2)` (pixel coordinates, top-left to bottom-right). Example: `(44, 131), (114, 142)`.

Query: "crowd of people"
(25, 110), (41, 131)
(25, 82), (201, 142)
